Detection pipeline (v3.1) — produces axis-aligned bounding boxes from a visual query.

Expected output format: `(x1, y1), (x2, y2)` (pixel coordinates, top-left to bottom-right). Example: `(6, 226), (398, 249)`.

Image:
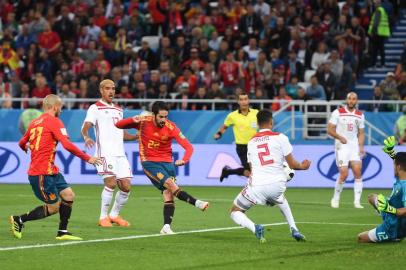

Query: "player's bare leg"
(331, 167), (348, 208)
(56, 187), (82, 240)
(277, 197), (306, 241)
(164, 178), (209, 211)
(352, 161), (364, 208)
(99, 176), (117, 227)
(160, 190), (175, 234)
(109, 178), (131, 227)
(230, 204), (265, 243)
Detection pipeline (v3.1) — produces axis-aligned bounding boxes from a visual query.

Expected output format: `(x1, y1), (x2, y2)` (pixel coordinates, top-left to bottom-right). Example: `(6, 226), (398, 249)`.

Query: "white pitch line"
(0, 222), (376, 252)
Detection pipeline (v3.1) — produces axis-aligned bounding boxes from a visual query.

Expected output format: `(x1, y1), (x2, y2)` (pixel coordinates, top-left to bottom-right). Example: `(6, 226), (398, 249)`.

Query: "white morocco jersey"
(84, 100), (125, 157)
(329, 106), (365, 146)
(247, 129), (293, 185)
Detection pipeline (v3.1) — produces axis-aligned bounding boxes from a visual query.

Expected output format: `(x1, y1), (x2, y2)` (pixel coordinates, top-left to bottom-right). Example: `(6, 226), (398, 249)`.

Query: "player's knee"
(357, 232), (369, 243)
(118, 179), (131, 193)
(104, 177), (117, 189)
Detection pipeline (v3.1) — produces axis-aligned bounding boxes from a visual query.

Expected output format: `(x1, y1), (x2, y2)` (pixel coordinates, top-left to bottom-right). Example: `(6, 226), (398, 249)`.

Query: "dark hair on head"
(257, 109), (273, 126)
(395, 152), (406, 171)
(151, 101), (168, 115)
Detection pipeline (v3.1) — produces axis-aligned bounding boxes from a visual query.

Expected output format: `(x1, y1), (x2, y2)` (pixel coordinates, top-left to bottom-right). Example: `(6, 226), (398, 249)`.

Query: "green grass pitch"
(0, 184), (404, 270)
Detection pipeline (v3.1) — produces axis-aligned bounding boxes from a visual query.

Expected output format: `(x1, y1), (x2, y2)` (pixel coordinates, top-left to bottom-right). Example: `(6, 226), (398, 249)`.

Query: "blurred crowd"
(0, 0), (405, 111)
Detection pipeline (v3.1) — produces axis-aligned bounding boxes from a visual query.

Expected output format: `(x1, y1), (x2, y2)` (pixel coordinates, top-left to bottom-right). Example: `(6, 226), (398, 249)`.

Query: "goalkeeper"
(358, 136), (406, 243)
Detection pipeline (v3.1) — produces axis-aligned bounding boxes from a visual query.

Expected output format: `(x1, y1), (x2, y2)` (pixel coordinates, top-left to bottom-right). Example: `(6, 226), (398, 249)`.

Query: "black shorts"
(236, 144), (250, 171)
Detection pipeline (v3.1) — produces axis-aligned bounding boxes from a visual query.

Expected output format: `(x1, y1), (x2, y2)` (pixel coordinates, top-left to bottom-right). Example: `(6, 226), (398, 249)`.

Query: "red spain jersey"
(116, 116), (193, 163)
(19, 113), (91, 176)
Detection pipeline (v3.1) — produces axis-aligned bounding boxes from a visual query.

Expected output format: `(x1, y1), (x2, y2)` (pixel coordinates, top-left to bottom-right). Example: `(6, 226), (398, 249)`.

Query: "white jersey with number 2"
(247, 129), (293, 185)
(329, 106), (365, 146)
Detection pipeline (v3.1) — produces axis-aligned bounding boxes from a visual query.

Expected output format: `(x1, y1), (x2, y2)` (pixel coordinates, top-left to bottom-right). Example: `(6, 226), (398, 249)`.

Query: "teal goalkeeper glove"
(377, 194), (397, 215)
(382, 136), (396, 159)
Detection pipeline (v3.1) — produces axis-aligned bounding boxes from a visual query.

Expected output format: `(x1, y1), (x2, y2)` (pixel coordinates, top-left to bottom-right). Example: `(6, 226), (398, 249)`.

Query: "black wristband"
(216, 131), (222, 138)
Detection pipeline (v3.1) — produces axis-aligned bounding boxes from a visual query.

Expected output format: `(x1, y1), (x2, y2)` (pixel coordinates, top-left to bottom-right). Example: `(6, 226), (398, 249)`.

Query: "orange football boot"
(98, 217), (113, 227)
(109, 216), (130, 227)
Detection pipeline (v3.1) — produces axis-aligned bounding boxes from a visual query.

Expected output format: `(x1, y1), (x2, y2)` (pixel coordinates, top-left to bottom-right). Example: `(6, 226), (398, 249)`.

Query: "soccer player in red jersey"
(115, 101), (209, 234)
(9, 94), (101, 241)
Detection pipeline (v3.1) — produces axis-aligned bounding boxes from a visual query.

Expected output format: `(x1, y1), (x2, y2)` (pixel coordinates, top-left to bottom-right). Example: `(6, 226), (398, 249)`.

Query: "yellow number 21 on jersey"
(29, 127), (44, 151)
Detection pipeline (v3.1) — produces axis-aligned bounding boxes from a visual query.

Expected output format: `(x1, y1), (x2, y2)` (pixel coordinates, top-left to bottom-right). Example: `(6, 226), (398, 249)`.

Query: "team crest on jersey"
(108, 164), (113, 169)
(355, 120), (359, 125)
(157, 172), (164, 180)
(49, 193), (56, 200)
(165, 122), (174, 130)
(105, 111), (108, 114)
(339, 160), (343, 165)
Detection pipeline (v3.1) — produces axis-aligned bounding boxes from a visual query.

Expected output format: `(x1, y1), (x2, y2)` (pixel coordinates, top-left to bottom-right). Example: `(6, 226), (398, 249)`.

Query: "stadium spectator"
(271, 86), (293, 112)
(311, 42), (330, 70)
(157, 83), (171, 100)
(255, 51), (272, 83)
(54, 6), (75, 42)
(368, 0), (391, 68)
(191, 86), (210, 110)
(175, 82), (191, 111)
(395, 106), (406, 144)
(369, 85), (390, 112)
(306, 75), (326, 100)
(316, 62), (337, 101)
(285, 50), (304, 82)
(380, 72), (399, 100)
(286, 76), (300, 99)
(243, 61), (261, 96)
(397, 72), (406, 99)
(38, 23), (61, 56)
(58, 83), (76, 110)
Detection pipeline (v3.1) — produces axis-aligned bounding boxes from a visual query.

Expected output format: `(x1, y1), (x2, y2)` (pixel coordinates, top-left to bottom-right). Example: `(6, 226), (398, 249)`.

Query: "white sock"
(333, 181), (344, 201)
(354, 180), (363, 203)
(109, 191), (130, 218)
(100, 186), (114, 219)
(230, 211), (255, 234)
(277, 198), (298, 231)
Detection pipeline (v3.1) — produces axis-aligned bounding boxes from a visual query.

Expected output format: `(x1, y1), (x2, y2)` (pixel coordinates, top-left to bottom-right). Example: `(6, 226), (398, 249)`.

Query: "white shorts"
(335, 144), (361, 167)
(368, 228), (378, 243)
(233, 181), (286, 211)
(96, 156), (133, 180)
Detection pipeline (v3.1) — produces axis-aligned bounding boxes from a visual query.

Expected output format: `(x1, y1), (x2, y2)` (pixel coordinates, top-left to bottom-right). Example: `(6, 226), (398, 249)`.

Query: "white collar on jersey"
(99, 99), (114, 107)
(344, 106), (357, 113)
(259, 129), (272, 132)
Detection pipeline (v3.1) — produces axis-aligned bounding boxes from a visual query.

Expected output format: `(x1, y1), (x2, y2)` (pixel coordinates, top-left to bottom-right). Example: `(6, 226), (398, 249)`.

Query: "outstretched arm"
(81, 121), (95, 149)
(174, 132), (193, 165)
(214, 124), (228, 140)
(18, 130), (30, 152)
(382, 136), (397, 159)
(115, 116), (141, 130)
(285, 153), (311, 170)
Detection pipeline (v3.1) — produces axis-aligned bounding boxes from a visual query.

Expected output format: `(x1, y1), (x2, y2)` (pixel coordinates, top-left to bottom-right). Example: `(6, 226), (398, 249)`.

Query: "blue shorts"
(142, 161), (176, 191)
(374, 213), (401, 242)
(28, 173), (70, 204)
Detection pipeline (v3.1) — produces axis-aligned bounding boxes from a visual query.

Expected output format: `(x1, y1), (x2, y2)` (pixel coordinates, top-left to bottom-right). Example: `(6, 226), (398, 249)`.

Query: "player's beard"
(155, 116), (165, 128)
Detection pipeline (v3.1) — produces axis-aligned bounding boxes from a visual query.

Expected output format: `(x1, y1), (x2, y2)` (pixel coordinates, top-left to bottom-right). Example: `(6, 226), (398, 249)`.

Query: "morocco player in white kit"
(230, 110), (311, 242)
(81, 80), (137, 227)
(328, 92), (365, 209)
